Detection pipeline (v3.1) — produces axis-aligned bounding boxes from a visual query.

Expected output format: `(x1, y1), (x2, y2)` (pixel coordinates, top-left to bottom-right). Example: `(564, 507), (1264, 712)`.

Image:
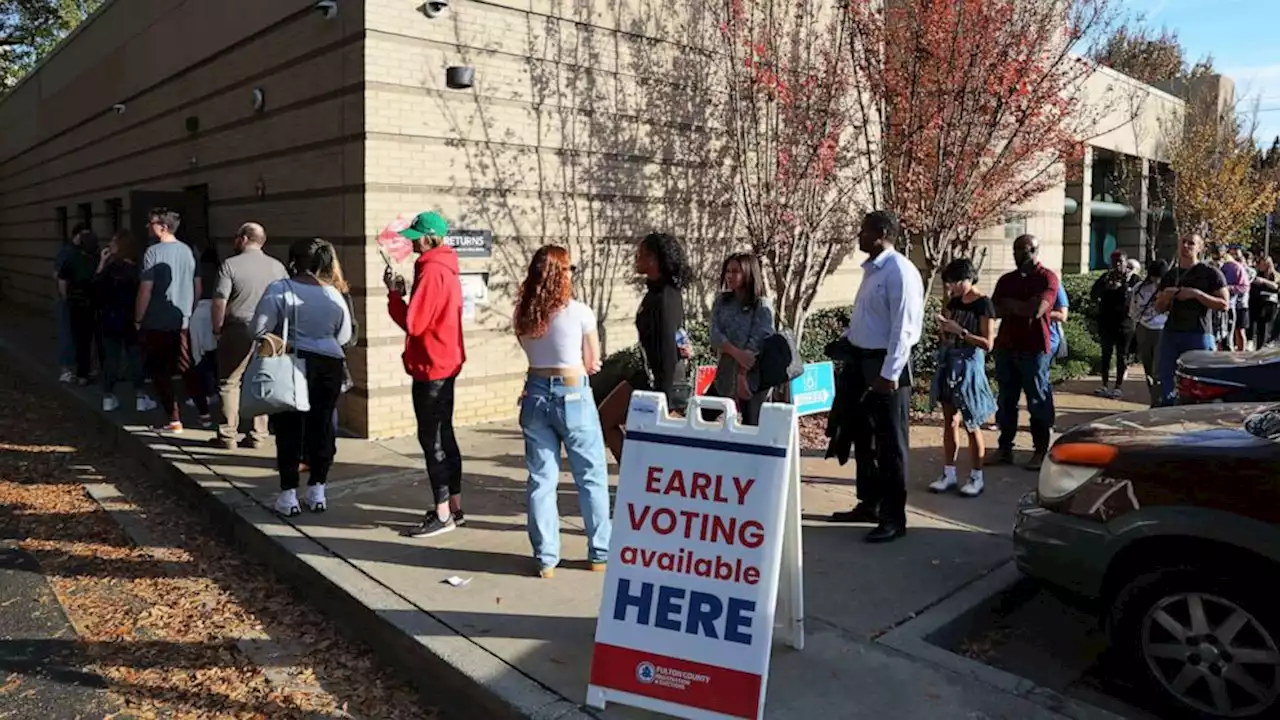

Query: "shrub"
(597, 276), (1107, 403)
(590, 345), (643, 404)
(1060, 271), (1104, 337)
(1059, 271), (1105, 377)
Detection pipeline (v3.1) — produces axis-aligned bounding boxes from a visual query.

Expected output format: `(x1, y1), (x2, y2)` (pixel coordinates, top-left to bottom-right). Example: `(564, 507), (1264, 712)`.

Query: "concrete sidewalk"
(0, 312), (1145, 720)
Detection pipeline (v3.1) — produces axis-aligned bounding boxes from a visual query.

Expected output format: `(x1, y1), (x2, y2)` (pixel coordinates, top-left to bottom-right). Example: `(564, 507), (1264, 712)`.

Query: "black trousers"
(275, 352), (345, 491)
(1099, 325), (1134, 387)
(66, 302), (96, 379)
(412, 376), (463, 505)
(1254, 302), (1277, 346)
(845, 350), (911, 526)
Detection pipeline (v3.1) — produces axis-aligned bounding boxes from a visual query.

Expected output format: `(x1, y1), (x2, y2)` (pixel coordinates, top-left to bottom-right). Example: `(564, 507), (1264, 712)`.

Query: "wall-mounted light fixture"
(111, 103), (126, 114)
(422, 1), (449, 18)
(255, 175), (267, 200)
(446, 66), (475, 90)
(252, 88), (266, 113)
(314, 0), (338, 19)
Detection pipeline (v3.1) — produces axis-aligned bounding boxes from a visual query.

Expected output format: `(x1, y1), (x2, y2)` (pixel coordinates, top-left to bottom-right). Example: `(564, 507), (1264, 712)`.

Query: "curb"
(876, 563), (1129, 720)
(0, 336), (595, 720)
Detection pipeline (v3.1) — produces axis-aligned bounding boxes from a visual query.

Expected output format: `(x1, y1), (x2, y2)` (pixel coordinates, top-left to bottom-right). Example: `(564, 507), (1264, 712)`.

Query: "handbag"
(240, 281), (310, 416)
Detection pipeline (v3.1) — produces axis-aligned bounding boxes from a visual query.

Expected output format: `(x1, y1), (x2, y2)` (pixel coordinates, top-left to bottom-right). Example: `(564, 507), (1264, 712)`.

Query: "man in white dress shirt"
(829, 210), (925, 543)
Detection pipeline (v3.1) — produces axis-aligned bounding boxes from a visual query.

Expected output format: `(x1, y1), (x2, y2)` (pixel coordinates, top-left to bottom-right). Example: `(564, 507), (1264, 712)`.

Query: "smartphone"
(377, 247), (395, 270)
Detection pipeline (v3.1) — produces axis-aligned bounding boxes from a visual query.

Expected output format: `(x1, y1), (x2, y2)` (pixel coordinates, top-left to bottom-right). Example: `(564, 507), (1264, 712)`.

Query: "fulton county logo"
(635, 661), (656, 684)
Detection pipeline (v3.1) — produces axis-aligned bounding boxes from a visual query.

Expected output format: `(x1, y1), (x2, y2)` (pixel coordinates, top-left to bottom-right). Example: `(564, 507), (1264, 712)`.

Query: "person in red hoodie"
(385, 211), (467, 538)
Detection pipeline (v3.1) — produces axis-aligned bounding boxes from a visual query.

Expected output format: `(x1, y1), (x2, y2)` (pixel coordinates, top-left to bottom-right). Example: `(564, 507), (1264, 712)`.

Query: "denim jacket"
(929, 346), (996, 431)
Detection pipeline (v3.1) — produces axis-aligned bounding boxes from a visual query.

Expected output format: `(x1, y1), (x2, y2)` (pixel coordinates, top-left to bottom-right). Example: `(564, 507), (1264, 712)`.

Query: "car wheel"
(1110, 568), (1280, 719)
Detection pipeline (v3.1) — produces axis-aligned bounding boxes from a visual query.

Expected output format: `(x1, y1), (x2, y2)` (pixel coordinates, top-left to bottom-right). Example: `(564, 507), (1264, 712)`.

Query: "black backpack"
(757, 329), (802, 389)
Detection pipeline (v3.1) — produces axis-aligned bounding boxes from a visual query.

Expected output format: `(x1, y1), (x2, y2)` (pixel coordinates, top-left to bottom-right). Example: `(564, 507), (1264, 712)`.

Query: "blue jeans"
(56, 298), (75, 368)
(1158, 331), (1214, 406)
(994, 350), (1054, 452)
(519, 375), (612, 569)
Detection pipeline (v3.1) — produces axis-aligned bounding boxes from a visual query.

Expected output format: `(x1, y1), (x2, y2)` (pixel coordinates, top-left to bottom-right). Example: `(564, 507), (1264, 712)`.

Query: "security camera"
(111, 103), (126, 114)
(314, 0), (337, 19)
(424, 1), (449, 18)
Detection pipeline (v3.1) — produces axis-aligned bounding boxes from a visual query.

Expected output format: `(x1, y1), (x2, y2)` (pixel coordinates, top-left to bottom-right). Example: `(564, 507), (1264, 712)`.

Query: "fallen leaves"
(0, 378), (439, 720)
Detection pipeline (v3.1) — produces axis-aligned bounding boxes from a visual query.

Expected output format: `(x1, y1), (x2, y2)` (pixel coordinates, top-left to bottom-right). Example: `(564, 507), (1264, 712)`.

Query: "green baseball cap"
(398, 211), (449, 241)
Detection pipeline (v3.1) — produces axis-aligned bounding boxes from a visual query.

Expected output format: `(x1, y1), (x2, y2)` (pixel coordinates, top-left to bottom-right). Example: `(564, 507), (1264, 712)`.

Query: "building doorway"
(129, 186), (208, 249)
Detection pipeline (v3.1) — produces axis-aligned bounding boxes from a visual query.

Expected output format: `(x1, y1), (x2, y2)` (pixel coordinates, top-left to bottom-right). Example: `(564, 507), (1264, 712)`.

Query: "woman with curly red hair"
(514, 245), (611, 579)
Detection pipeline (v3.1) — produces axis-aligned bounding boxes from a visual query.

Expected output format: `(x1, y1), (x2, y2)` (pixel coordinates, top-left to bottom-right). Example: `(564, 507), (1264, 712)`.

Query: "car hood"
(1058, 403), (1277, 450)
(1179, 347), (1280, 369)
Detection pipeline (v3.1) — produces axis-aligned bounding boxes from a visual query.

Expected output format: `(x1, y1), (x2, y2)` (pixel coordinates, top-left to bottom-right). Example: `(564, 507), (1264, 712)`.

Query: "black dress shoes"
(864, 522), (907, 543)
(831, 503), (879, 524)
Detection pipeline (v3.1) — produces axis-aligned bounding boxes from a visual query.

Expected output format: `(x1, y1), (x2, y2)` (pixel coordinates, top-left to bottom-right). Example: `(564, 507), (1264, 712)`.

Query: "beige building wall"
(0, 0), (364, 304)
(0, 0), (1201, 437)
(357, 0), (734, 437)
(0, 0), (367, 425)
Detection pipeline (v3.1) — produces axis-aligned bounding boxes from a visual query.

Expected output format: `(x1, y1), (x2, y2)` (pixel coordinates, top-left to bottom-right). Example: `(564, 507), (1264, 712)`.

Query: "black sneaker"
(401, 512), (456, 539)
(452, 510), (466, 527)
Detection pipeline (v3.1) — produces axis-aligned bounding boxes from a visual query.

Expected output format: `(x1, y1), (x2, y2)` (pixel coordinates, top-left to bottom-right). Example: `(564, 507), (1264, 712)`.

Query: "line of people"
(382, 222), (711, 578)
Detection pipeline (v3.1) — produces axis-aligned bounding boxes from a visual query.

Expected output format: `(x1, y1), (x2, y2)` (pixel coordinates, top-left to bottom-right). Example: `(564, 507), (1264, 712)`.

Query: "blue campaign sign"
(789, 362), (835, 417)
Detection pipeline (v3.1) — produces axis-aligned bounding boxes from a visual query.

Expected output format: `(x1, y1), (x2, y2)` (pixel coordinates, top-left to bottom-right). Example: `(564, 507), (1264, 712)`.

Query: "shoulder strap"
(282, 280), (295, 344)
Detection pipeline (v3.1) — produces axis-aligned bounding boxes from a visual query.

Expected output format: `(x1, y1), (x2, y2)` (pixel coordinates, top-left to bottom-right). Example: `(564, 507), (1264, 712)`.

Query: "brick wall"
(356, 0), (743, 437)
(0, 0), (364, 310)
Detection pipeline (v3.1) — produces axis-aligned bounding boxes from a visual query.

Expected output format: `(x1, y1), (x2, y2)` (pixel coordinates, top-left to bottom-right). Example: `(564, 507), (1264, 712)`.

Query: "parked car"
(1176, 347), (1280, 404)
(1014, 402), (1280, 719)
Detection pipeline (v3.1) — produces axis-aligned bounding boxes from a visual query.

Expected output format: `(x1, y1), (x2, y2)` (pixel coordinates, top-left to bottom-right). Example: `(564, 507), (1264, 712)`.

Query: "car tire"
(1109, 567), (1280, 719)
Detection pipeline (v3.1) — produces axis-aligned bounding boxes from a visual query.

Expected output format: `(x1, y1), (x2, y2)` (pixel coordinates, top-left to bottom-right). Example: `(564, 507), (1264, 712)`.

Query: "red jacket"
(389, 246), (466, 381)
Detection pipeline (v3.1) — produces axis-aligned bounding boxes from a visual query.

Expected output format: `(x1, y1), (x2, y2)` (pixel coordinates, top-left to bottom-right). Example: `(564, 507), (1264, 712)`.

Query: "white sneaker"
(58, 370), (75, 383)
(1092, 386), (1109, 396)
(929, 473), (958, 493)
(305, 485), (327, 513)
(275, 489), (301, 518)
(959, 473), (985, 497)
(102, 394), (119, 412)
(136, 394), (158, 412)
(1107, 388), (1124, 399)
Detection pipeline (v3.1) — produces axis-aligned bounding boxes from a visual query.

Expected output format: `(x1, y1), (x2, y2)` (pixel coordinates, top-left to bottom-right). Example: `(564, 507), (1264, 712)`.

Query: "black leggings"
(412, 376), (463, 505)
(1099, 326), (1133, 387)
(275, 352), (345, 490)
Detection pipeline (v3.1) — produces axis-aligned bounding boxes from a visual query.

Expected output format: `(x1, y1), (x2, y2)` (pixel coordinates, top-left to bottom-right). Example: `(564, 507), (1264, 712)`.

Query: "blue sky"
(1124, 0), (1280, 145)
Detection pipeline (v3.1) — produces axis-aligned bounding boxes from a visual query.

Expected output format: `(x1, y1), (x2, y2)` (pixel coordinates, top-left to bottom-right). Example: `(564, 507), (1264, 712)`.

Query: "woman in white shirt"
(1130, 259), (1168, 408)
(252, 238), (353, 517)
(513, 245), (610, 579)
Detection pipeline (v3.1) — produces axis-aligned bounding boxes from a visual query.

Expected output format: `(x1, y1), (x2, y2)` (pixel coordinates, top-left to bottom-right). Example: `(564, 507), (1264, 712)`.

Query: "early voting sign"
(788, 361), (835, 417)
(587, 393), (804, 720)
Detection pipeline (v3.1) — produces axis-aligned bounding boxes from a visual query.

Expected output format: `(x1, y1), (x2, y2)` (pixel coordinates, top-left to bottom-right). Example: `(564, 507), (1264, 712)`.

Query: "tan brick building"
(0, 0), (1200, 438)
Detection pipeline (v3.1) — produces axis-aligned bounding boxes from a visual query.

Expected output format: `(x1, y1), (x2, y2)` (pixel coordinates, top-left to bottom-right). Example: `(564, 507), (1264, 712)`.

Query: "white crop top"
(520, 300), (597, 369)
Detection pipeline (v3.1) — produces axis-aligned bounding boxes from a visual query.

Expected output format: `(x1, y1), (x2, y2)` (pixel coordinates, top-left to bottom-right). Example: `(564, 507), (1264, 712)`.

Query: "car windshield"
(1244, 407), (1280, 440)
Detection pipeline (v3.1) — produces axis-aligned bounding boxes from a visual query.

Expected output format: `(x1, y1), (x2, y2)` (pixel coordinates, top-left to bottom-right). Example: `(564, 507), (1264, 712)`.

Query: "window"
(106, 198), (123, 233)
(77, 202), (92, 234)
(55, 206), (68, 241)
(1004, 216), (1028, 241)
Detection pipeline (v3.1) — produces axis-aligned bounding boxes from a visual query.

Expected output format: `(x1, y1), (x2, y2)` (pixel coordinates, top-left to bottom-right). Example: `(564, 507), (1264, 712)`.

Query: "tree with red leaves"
(847, 0), (1135, 290)
(717, 0), (879, 337)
